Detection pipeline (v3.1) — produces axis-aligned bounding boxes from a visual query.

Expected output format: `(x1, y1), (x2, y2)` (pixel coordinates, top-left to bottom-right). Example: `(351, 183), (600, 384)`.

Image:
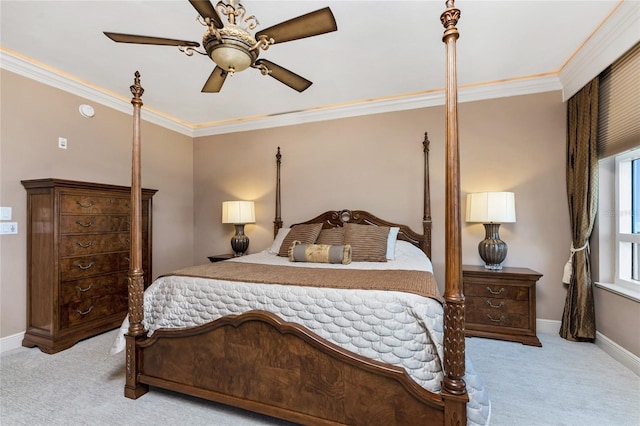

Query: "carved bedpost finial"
(130, 71), (144, 105)
(423, 132), (430, 153)
(440, 0), (460, 42)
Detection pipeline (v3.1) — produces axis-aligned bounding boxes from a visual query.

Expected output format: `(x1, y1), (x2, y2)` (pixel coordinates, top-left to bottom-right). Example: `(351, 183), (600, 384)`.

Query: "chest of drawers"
(462, 265), (543, 347)
(21, 179), (157, 353)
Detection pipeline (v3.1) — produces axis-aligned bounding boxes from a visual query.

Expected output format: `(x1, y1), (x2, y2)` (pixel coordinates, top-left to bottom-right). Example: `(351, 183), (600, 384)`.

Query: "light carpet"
(1, 330), (638, 425)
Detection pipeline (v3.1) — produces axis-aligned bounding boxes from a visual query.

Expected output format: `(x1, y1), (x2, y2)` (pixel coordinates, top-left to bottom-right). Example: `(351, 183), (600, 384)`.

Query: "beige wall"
(0, 70), (195, 337)
(194, 91), (569, 316)
(2, 70), (637, 357)
(194, 90), (639, 356)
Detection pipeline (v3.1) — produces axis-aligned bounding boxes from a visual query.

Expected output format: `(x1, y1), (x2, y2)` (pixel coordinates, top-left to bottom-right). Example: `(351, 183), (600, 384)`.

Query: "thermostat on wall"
(79, 104), (95, 118)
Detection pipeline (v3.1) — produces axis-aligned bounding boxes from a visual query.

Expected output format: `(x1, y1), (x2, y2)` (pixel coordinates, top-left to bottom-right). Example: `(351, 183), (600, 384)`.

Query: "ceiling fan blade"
(255, 7), (337, 44)
(104, 32), (200, 47)
(255, 59), (312, 92)
(188, 0), (224, 29)
(202, 66), (228, 93)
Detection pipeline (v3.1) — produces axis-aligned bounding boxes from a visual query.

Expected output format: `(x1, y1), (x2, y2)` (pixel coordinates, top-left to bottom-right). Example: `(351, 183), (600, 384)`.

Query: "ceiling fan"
(104, 0), (337, 93)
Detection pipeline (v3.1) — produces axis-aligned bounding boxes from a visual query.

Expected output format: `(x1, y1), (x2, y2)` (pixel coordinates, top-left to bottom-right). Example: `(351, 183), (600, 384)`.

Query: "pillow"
(386, 227), (400, 260)
(268, 227), (291, 254)
(343, 223), (389, 262)
(288, 241), (352, 264)
(277, 223), (323, 257)
(316, 227), (345, 245)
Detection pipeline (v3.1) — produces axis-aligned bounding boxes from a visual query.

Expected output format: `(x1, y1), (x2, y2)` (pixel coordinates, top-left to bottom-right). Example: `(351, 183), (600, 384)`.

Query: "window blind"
(597, 42), (639, 158)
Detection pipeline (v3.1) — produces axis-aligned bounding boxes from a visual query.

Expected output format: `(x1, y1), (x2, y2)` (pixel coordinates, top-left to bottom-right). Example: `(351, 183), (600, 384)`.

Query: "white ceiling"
(1, 1), (637, 136)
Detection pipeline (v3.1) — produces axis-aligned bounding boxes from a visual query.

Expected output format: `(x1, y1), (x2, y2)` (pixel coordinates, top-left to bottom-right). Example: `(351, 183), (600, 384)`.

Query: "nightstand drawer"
(466, 297), (529, 328)
(465, 283), (529, 300)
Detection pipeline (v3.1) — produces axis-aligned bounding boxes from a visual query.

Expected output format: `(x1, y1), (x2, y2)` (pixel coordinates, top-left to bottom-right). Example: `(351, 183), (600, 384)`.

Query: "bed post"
(440, 1), (468, 425)
(124, 71), (149, 399)
(423, 132), (432, 259)
(274, 146), (283, 238)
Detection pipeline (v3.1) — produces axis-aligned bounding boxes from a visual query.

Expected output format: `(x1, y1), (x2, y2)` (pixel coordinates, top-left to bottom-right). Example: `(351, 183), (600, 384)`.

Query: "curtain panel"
(560, 78), (598, 342)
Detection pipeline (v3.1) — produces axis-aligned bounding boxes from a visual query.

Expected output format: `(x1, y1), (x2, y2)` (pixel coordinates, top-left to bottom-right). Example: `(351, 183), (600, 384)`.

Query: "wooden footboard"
(135, 311), (458, 425)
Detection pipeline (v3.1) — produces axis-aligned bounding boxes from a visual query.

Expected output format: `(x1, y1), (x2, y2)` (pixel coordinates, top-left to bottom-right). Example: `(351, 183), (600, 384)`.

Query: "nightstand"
(462, 265), (543, 347)
(208, 253), (235, 263)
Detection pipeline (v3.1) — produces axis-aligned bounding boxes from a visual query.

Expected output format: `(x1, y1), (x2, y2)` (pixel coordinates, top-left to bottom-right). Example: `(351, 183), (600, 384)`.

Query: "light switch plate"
(0, 207), (11, 220)
(0, 222), (18, 235)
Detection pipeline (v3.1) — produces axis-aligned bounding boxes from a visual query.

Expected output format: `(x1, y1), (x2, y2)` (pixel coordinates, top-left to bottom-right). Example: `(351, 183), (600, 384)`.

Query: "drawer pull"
(76, 200), (95, 208)
(486, 314), (505, 323)
(486, 287), (505, 296)
(75, 241), (94, 248)
(75, 283), (94, 292)
(486, 300), (505, 309)
(75, 219), (94, 228)
(76, 306), (94, 316)
(75, 262), (94, 270)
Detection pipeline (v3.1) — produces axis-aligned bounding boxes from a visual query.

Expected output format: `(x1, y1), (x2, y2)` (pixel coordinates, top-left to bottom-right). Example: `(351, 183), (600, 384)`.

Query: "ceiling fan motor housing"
(204, 26), (258, 73)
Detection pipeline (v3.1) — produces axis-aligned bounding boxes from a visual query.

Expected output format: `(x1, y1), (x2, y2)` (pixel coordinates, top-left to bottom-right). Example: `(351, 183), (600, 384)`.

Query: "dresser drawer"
(60, 293), (128, 329)
(59, 273), (128, 304)
(60, 233), (130, 256)
(60, 215), (131, 233)
(60, 252), (130, 280)
(464, 282), (529, 300)
(466, 297), (529, 328)
(60, 194), (131, 214)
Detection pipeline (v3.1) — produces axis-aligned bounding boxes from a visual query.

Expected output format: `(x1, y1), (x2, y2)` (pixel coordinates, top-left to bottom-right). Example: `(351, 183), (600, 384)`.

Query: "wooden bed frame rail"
(124, 1), (466, 424)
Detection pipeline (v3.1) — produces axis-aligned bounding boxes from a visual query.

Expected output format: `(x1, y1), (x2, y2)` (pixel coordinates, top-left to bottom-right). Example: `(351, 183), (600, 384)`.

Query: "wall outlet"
(0, 207), (11, 220)
(0, 222), (18, 235)
(58, 137), (67, 149)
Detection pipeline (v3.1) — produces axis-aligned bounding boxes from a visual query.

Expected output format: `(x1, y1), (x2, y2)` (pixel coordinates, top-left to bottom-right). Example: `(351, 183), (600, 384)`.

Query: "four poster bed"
(121, 2), (485, 425)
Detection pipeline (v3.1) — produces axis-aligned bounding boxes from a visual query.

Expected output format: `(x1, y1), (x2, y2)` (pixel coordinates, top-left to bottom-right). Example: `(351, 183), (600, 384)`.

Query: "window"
(614, 148), (640, 292)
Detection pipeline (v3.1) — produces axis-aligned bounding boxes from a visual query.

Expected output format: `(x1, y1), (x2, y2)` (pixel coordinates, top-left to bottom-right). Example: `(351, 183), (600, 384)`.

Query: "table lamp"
(466, 192), (516, 270)
(222, 200), (255, 256)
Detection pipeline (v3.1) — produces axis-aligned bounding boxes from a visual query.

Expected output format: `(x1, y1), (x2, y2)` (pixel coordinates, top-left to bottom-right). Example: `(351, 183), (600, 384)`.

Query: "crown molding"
(559, 0), (640, 101)
(193, 75), (562, 136)
(0, 50), (194, 137)
(1, 48), (561, 138)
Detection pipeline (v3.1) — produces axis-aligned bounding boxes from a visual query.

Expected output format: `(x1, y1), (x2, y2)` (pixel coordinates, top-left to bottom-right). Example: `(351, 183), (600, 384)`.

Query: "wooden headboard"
(272, 133), (432, 259)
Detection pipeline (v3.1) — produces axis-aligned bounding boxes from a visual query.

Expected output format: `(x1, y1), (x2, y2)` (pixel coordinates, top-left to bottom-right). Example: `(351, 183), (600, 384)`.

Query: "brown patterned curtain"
(560, 78), (599, 342)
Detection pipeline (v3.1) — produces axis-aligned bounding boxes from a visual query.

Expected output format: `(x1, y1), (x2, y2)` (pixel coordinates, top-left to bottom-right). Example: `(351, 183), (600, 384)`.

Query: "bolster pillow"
(288, 241), (352, 265)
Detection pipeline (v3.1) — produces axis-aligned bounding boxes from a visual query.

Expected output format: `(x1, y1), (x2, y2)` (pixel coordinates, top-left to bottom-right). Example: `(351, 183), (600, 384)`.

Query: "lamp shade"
(222, 201), (255, 224)
(466, 192), (516, 223)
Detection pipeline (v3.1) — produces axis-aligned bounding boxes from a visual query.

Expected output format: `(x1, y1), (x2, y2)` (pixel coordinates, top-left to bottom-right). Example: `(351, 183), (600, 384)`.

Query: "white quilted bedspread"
(112, 245), (490, 425)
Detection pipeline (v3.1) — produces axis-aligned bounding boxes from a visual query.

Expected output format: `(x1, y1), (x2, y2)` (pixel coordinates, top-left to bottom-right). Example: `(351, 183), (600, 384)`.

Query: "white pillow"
(386, 227), (400, 260)
(268, 227), (291, 254)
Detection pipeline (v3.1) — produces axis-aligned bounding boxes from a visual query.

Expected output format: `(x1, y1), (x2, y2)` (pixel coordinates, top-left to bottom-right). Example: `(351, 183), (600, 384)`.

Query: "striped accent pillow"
(344, 223), (389, 262)
(277, 223), (323, 256)
(316, 227), (345, 245)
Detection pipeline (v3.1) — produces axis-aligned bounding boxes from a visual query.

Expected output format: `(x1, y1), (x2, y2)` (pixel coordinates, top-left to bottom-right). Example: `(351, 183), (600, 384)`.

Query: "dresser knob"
(76, 306), (94, 316)
(486, 300), (505, 309)
(74, 283), (94, 292)
(76, 200), (95, 208)
(486, 314), (505, 323)
(75, 219), (95, 228)
(75, 240), (94, 248)
(75, 262), (95, 270)
(486, 286), (504, 295)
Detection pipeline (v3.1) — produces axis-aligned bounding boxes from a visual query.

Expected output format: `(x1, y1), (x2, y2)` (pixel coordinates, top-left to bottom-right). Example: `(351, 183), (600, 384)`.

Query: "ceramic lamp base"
(478, 223), (507, 270)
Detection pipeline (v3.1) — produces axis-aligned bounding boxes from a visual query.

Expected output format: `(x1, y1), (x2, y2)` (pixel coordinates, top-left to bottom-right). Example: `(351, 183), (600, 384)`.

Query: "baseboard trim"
(0, 332), (25, 354)
(595, 331), (640, 376)
(537, 318), (639, 376)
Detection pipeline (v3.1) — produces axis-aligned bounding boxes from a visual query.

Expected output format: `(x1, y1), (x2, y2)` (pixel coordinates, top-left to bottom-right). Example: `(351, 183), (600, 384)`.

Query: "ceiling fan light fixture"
(210, 44), (253, 73)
